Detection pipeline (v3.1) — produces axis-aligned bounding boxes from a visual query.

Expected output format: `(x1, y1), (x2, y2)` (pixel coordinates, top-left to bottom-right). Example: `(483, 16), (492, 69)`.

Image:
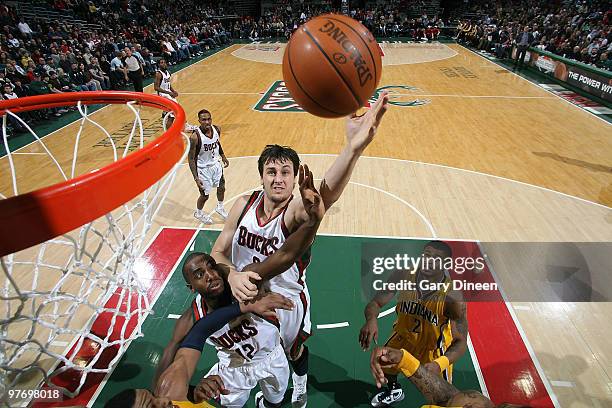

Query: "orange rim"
(0, 91), (186, 257)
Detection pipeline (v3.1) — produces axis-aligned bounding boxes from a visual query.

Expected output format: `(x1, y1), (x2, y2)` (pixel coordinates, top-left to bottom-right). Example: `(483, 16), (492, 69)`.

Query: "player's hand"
(298, 164), (325, 223)
(195, 178), (205, 191)
(241, 292), (294, 318)
(370, 346), (403, 388)
(345, 90), (389, 153)
(228, 267), (261, 301)
(359, 319), (378, 351)
(172, 90), (179, 98)
(222, 156), (230, 168)
(194, 375), (229, 402)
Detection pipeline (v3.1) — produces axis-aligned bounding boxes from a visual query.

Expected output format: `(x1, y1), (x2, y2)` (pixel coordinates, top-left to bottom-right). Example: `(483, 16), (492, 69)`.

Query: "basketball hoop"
(0, 91), (187, 406)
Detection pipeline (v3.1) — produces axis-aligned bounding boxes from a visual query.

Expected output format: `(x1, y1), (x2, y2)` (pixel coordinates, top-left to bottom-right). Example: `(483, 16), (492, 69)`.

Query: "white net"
(0, 96), (188, 406)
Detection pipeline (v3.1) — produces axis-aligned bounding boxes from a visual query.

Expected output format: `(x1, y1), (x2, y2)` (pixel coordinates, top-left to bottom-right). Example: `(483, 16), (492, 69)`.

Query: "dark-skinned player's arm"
(371, 347), (458, 406)
(187, 131), (205, 191)
(151, 308), (192, 389)
(214, 125), (229, 168)
(241, 164), (324, 283)
(318, 91), (388, 210)
(359, 268), (405, 351)
(155, 293), (294, 401)
(426, 290), (468, 374)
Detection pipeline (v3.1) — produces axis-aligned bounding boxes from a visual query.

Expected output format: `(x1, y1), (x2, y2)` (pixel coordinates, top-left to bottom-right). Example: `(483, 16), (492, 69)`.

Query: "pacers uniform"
(194, 126), (225, 195)
(385, 270), (453, 382)
(231, 191), (312, 357)
(191, 294), (289, 407)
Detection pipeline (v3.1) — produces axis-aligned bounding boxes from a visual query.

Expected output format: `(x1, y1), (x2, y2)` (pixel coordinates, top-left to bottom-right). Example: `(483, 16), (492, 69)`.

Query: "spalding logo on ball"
(282, 14), (382, 118)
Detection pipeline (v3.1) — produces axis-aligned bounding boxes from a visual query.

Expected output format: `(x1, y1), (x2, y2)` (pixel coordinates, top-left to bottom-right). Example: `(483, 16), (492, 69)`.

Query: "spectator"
(89, 57), (110, 90)
(109, 51), (127, 90)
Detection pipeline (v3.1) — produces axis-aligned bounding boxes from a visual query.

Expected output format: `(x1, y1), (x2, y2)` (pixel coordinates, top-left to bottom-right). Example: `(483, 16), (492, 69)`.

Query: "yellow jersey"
(172, 401), (215, 408)
(385, 270), (453, 381)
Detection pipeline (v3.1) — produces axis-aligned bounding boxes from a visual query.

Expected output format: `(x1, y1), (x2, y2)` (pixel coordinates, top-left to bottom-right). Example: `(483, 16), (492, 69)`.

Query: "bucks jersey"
(195, 126), (220, 168)
(156, 69), (172, 97)
(386, 270), (453, 380)
(231, 191), (311, 298)
(191, 294), (280, 367)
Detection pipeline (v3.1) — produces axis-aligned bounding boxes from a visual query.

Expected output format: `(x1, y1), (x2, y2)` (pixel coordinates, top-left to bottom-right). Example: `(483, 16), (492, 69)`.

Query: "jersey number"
(236, 344), (256, 361)
(412, 318), (422, 333)
(252, 256), (261, 263)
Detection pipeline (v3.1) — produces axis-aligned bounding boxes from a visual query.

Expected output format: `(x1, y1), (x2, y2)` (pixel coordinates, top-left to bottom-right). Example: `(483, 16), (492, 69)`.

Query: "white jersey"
(156, 69), (172, 96)
(195, 126), (220, 168)
(192, 294), (280, 367)
(231, 191), (310, 297)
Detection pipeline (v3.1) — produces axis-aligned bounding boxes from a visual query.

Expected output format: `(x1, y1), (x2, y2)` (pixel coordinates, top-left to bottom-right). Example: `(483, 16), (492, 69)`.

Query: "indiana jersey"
(231, 191), (311, 298)
(192, 294), (280, 367)
(389, 270), (453, 367)
(195, 126), (220, 168)
(172, 401), (214, 408)
(156, 69), (172, 95)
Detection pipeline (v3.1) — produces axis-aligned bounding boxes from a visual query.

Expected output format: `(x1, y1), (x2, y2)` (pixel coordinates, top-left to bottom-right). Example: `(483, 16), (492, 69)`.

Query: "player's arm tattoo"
(443, 295), (468, 364)
(409, 364), (459, 405)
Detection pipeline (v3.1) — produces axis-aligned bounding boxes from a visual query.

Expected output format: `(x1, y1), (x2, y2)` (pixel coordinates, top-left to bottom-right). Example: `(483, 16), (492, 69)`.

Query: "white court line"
(378, 307), (395, 318)
(468, 334), (490, 398)
(12, 152), (47, 155)
(477, 242), (561, 407)
(88, 228), (199, 408)
(181, 92), (261, 95)
(317, 322), (350, 329)
(167, 314), (182, 319)
(175, 92), (553, 99)
(461, 45), (611, 127)
(225, 154), (611, 210)
(550, 380), (575, 388)
(5, 45), (232, 156)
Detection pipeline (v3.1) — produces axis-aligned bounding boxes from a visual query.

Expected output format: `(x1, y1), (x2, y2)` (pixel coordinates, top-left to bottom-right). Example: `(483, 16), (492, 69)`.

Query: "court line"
(316, 322), (349, 329)
(226, 154), (611, 210)
(88, 228), (200, 408)
(460, 45), (611, 127)
(5, 45), (232, 156)
(179, 92), (553, 99)
(550, 380), (575, 388)
(467, 334), (490, 398)
(167, 314), (182, 319)
(477, 242), (561, 407)
(11, 152), (47, 155)
(377, 307), (395, 318)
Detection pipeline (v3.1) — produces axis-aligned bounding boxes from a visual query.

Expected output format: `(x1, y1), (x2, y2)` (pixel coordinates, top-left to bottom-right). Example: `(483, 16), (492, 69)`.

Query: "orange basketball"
(282, 14), (382, 118)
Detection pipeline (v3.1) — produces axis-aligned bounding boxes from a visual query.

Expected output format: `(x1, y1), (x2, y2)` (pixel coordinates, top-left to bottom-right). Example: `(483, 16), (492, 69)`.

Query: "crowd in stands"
(237, 3), (448, 42)
(455, 0), (611, 71)
(0, 0), (233, 136)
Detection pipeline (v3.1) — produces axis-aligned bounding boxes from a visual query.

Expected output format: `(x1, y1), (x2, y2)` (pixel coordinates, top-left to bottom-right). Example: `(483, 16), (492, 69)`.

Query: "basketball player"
(211, 91), (390, 407)
(152, 165), (325, 407)
(154, 58), (179, 129)
(188, 109), (230, 224)
(105, 292), (293, 408)
(371, 347), (530, 408)
(359, 241), (468, 407)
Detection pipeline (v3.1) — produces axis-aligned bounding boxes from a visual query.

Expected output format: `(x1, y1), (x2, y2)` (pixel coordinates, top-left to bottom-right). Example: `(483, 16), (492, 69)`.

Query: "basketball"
(282, 14), (382, 118)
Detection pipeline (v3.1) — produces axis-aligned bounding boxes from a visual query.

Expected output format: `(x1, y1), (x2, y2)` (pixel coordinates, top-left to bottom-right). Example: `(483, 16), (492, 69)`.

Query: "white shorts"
(159, 93), (177, 119)
(197, 161), (224, 195)
(205, 344), (289, 407)
(277, 287), (312, 357)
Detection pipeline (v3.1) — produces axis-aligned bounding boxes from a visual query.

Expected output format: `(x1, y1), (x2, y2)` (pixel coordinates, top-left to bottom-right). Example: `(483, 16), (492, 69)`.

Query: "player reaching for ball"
(188, 109), (230, 224)
(211, 91), (389, 407)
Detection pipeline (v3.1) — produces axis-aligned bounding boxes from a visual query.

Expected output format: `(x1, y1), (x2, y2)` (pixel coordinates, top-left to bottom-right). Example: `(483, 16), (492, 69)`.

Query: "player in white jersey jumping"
(154, 58), (179, 129)
(188, 109), (230, 224)
(211, 91), (389, 407)
(150, 165), (325, 408)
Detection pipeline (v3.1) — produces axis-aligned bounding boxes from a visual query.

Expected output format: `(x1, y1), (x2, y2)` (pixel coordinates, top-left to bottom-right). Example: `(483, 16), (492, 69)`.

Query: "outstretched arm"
(319, 91), (389, 209)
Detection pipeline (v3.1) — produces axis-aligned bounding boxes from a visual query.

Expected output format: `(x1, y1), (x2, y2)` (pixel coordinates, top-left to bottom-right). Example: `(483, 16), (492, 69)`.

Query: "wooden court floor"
(2, 43), (611, 407)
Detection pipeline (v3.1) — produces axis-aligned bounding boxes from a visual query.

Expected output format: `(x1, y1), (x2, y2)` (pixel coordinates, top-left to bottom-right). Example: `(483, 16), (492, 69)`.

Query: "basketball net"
(0, 93), (188, 406)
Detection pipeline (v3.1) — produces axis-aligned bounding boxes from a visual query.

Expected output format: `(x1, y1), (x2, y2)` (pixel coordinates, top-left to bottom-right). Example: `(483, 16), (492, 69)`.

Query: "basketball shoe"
(194, 209), (213, 224)
(215, 203), (228, 219)
(291, 372), (307, 407)
(371, 382), (404, 407)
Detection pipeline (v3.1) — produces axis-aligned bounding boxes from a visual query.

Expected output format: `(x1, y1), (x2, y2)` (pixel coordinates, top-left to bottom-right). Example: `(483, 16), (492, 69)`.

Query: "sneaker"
(194, 210), (213, 224)
(291, 372), (307, 407)
(215, 204), (228, 220)
(371, 383), (403, 407)
(255, 391), (266, 408)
